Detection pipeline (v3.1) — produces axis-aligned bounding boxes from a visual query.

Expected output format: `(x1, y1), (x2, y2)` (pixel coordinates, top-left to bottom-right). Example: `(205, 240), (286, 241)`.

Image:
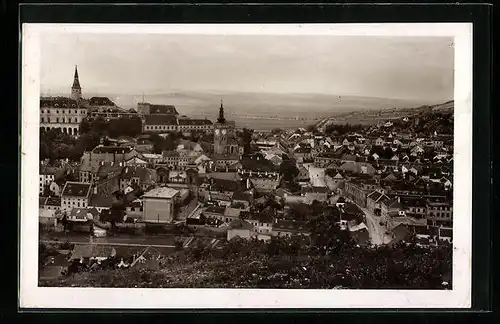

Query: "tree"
(279, 159), (299, 182)
(241, 128), (254, 154)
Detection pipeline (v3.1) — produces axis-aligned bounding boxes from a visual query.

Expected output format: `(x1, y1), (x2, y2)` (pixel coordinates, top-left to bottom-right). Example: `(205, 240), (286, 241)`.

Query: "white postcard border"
(20, 23), (472, 309)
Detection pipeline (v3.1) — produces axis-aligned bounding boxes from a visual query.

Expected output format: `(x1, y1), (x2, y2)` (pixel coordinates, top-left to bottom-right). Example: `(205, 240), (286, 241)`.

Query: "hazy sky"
(40, 33), (454, 101)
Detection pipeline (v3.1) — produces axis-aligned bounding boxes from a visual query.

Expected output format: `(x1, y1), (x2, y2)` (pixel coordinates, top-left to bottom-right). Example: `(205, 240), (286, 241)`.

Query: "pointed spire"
(217, 98), (226, 123)
(72, 65), (81, 89)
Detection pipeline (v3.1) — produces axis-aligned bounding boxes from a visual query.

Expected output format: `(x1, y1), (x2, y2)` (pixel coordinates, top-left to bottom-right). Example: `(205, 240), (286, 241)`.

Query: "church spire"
(72, 65), (81, 88)
(217, 98), (226, 123)
(71, 65), (82, 101)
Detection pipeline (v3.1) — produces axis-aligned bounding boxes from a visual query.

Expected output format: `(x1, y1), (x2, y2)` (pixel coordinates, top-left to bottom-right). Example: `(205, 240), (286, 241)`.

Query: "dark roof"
(92, 146), (133, 154)
(61, 182), (92, 198)
(232, 190), (253, 202)
(39, 197), (47, 208)
(205, 206), (226, 214)
(121, 166), (152, 180)
(301, 186), (329, 194)
(45, 197), (61, 206)
(439, 227), (453, 239)
(40, 165), (59, 175)
(97, 163), (124, 178)
(70, 208), (89, 219)
(144, 115), (178, 126)
(89, 97), (115, 106)
(294, 147), (311, 154)
(149, 104), (179, 115)
(228, 219), (254, 230)
(206, 177), (243, 193)
(40, 97), (79, 108)
(137, 138), (153, 145)
(273, 220), (309, 233)
(178, 119), (213, 125)
(89, 194), (115, 208)
(240, 158), (276, 173)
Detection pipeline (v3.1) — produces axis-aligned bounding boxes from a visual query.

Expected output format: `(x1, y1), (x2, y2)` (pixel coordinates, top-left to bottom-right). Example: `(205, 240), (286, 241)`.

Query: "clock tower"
(214, 99), (232, 155)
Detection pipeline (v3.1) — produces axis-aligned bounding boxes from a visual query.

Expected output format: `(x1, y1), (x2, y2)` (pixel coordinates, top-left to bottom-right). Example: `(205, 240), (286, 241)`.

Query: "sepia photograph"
(20, 23), (472, 308)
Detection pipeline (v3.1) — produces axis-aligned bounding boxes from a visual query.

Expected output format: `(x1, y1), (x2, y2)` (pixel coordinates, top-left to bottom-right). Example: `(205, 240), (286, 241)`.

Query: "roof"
(240, 158), (276, 173)
(39, 197), (47, 208)
(228, 219), (254, 230)
(349, 222), (368, 232)
(70, 244), (116, 260)
(89, 97), (115, 106)
(69, 208), (90, 219)
(121, 166), (152, 180)
(92, 146), (133, 154)
(205, 206), (226, 214)
(45, 197), (61, 206)
(163, 150), (180, 158)
(232, 190), (253, 202)
(40, 96), (79, 108)
(301, 186), (329, 194)
(143, 187), (179, 199)
(40, 165), (58, 175)
(144, 114), (178, 126)
(273, 220), (309, 233)
(61, 182), (92, 198)
(178, 118), (213, 125)
(224, 207), (242, 218)
(149, 104), (179, 115)
(89, 194), (115, 208)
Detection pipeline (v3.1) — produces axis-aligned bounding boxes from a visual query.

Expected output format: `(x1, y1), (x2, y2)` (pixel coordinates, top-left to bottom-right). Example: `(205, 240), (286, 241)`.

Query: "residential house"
(60, 182), (92, 212)
(301, 185), (329, 204)
(120, 166), (157, 191)
(44, 197), (62, 211)
(380, 197), (405, 227)
(366, 190), (390, 216)
(426, 201), (453, 227)
(272, 220), (310, 238)
(348, 222), (370, 246)
(324, 170), (345, 192)
(142, 187), (180, 223)
(344, 178), (379, 207)
(227, 219), (255, 241)
(39, 165), (58, 195)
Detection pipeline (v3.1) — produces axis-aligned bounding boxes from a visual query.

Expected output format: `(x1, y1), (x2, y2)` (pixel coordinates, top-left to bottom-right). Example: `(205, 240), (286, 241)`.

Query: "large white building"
(60, 181), (92, 212)
(142, 187), (180, 223)
(40, 66), (86, 136)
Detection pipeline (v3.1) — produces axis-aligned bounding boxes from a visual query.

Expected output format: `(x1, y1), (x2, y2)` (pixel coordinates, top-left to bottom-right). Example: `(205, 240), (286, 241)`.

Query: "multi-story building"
(39, 165), (57, 194)
(426, 201), (453, 226)
(39, 97), (87, 135)
(142, 187), (180, 223)
(87, 97), (138, 120)
(142, 115), (178, 133)
(178, 118), (213, 133)
(60, 181), (92, 212)
(40, 66), (87, 135)
(344, 178), (379, 207)
(137, 103), (179, 116)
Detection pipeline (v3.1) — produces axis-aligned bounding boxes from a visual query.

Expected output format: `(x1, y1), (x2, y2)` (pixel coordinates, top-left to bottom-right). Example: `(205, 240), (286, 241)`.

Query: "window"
(77, 202), (80, 207)
(131, 207), (135, 212)
(56, 118), (59, 123)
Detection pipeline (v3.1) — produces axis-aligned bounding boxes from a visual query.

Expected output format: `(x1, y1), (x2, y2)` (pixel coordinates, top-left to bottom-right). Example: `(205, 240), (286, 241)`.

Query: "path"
(358, 205), (392, 245)
(303, 163), (326, 187)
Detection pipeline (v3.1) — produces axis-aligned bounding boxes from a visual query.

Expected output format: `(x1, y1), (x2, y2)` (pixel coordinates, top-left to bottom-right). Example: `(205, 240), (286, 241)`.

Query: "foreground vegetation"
(40, 234), (452, 289)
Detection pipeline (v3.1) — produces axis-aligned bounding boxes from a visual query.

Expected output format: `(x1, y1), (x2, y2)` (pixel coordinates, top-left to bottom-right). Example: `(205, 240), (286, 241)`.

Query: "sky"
(40, 33), (454, 102)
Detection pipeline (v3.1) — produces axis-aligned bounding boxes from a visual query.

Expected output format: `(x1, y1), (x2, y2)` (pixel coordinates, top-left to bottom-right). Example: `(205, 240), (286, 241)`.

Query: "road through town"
(358, 205), (392, 245)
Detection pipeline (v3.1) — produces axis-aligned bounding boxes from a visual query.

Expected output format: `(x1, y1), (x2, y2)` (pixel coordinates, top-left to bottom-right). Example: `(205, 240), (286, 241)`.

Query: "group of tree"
(80, 116), (143, 138)
(324, 123), (365, 137)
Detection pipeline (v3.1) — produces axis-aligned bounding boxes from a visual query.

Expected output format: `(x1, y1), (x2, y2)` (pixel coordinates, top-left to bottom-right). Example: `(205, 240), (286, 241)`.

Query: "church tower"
(214, 99), (230, 155)
(71, 65), (82, 101)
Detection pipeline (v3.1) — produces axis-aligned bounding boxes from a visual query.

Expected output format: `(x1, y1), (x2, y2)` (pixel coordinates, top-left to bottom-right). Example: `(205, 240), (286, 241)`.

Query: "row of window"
(62, 200), (87, 208)
(145, 125), (211, 131)
(41, 117), (82, 123)
(41, 109), (86, 114)
(429, 212), (451, 218)
(431, 206), (451, 211)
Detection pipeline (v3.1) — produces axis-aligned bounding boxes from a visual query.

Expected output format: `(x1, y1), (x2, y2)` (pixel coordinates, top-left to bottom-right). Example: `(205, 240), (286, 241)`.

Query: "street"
(40, 232), (180, 247)
(357, 205), (392, 246)
(303, 163), (326, 187)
